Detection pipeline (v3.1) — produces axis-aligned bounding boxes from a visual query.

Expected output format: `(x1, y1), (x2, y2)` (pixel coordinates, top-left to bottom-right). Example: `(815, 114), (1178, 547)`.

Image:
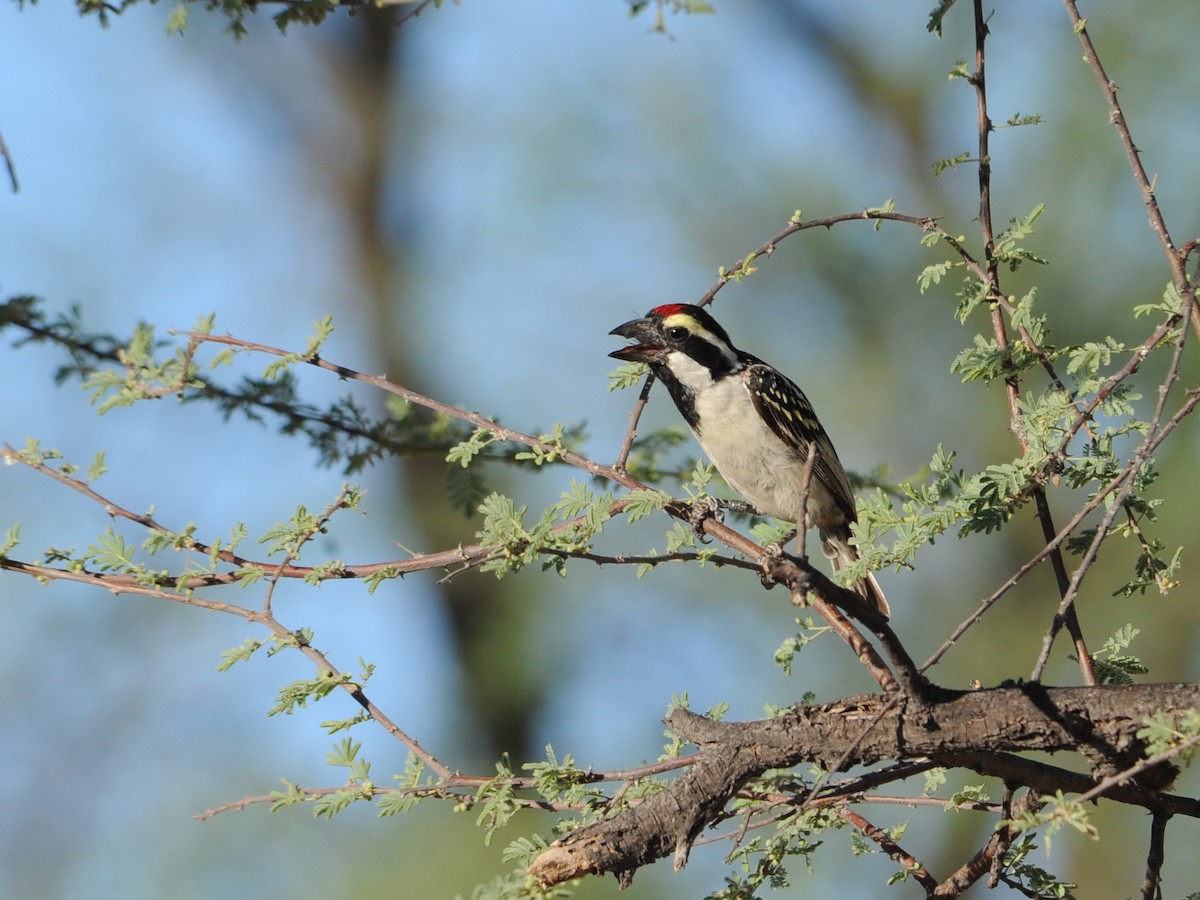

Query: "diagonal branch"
(178, 333), (909, 685)
(0, 554), (454, 778)
(921, 383), (1200, 675)
(936, 788), (1043, 897)
(1061, 0), (1200, 342)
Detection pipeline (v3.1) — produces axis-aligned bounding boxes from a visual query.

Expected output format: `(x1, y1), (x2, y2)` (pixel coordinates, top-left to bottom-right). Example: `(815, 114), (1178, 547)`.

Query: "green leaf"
(1137, 709), (1200, 763)
(608, 361), (648, 391)
(89, 527), (138, 572)
(269, 780), (309, 812)
(0, 523), (19, 559)
(379, 755), (429, 818)
(473, 755), (520, 846)
(1000, 112), (1044, 128)
(321, 712), (371, 735)
(313, 787), (369, 819)
(304, 316), (335, 357)
(623, 488), (670, 522)
(1066, 338), (1123, 376)
(514, 422), (570, 465)
(773, 617), (831, 675)
(268, 668), (345, 716)
(258, 505), (323, 557)
(501, 834), (552, 867)
(922, 767), (947, 794)
(363, 565), (404, 594)
(993, 205), (1048, 270)
(917, 260), (956, 292)
(86, 451), (107, 481)
(927, 0), (958, 35)
(933, 150), (972, 176)
(945, 783), (989, 809)
(446, 427), (498, 468)
(217, 637), (264, 672)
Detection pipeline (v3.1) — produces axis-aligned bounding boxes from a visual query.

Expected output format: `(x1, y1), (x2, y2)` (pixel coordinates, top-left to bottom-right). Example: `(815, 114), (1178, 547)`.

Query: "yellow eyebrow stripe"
(661, 313), (701, 331)
(661, 313), (726, 348)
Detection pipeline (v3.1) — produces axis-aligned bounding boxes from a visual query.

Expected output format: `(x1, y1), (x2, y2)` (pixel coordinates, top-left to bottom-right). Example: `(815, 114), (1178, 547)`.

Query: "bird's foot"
(688, 496), (723, 542)
(718, 499), (761, 518)
(758, 540), (786, 588)
(687, 497), (766, 541)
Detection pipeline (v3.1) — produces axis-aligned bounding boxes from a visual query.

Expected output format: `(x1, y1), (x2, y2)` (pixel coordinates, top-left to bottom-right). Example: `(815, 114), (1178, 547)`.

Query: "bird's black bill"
(608, 317), (665, 363)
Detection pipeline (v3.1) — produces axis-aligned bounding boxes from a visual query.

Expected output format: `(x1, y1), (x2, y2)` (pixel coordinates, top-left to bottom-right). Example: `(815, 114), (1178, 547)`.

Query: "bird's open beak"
(608, 317), (665, 364)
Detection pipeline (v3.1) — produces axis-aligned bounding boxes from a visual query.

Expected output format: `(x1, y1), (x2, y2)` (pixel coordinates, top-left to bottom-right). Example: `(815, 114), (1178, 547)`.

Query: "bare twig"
(1061, 0), (1200, 341)
(794, 440), (818, 558)
(1074, 729), (1200, 808)
(1141, 810), (1170, 900)
(0, 127), (17, 193)
(613, 372), (657, 470)
(697, 209), (938, 311)
(843, 807), (939, 892)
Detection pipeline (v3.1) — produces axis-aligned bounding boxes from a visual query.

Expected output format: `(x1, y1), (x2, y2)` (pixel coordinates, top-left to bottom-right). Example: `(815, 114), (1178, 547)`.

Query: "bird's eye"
(665, 326), (689, 342)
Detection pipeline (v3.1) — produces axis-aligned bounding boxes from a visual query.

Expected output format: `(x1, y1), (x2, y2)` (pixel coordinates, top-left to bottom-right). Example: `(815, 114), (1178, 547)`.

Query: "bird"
(609, 303), (888, 618)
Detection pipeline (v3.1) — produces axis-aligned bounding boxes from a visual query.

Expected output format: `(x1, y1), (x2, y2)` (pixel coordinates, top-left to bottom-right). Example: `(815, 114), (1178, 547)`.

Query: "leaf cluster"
(474, 481), (614, 578)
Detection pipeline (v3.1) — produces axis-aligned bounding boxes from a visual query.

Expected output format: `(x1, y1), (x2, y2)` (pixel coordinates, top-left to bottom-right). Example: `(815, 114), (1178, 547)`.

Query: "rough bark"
(529, 682), (1200, 888)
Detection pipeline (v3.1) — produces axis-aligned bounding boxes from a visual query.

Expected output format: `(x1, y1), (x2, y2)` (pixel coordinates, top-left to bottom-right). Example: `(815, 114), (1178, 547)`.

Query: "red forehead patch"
(651, 303), (691, 317)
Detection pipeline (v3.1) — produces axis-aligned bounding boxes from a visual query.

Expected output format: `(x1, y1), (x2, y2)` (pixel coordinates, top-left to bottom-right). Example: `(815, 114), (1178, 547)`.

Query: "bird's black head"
(608, 304), (739, 374)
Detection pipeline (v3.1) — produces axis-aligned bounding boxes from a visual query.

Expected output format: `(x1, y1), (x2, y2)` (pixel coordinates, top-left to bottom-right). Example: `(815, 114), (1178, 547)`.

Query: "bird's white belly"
(691, 375), (814, 523)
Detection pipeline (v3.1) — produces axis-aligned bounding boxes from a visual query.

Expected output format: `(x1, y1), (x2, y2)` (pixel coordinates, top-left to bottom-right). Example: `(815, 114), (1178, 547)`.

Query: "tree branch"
(1141, 810), (1170, 900)
(530, 683), (1200, 887)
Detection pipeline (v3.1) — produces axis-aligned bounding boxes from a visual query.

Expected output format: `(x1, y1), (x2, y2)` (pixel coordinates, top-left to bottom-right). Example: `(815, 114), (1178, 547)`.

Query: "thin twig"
(697, 209), (937, 310)
(922, 384), (1200, 674)
(843, 807), (939, 892)
(1, 552), (455, 778)
(1141, 810), (1170, 900)
(936, 788), (1043, 897)
(0, 127), (18, 193)
(798, 693), (903, 816)
(198, 752), (700, 821)
(1031, 309), (1192, 681)
(1074, 729), (1200, 808)
(261, 484), (354, 617)
(1061, 0), (1200, 341)
(794, 441), (818, 559)
(613, 372), (657, 470)
(179, 335), (904, 683)
(967, 0), (1094, 685)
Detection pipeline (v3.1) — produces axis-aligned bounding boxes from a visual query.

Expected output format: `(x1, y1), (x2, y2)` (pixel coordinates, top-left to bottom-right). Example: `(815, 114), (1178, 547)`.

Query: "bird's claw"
(758, 540), (785, 588)
(688, 496), (723, 542)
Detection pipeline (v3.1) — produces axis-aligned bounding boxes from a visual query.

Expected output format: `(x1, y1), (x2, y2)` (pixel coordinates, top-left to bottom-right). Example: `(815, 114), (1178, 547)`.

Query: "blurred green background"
(1, 1), (1198, 897)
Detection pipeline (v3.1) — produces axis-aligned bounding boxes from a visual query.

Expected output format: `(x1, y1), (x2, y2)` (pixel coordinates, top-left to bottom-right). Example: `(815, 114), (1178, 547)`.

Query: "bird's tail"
(822, 535), (890, 620)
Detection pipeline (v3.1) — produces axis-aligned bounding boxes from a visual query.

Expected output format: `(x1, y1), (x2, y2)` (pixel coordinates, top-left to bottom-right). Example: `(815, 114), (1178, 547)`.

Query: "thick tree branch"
(530, 682), (1200, 887)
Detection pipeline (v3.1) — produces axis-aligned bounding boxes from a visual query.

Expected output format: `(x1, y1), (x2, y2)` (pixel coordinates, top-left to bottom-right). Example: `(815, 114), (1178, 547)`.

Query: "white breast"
(690, 372), (816, 523)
